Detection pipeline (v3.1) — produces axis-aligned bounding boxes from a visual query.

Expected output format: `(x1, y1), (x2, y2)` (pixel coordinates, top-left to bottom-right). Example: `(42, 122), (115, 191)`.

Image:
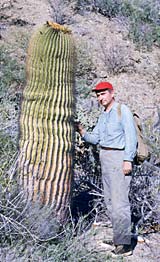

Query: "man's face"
(96, 89), (114, 108)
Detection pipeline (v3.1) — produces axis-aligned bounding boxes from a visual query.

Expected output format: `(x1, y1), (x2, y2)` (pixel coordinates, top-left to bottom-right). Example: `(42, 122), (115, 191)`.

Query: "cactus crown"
(47, 21), (72, 34)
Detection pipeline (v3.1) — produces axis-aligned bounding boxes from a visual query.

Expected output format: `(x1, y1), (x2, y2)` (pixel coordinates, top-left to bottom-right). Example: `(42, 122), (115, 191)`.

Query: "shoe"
(97, 240), (113, 251)
(102, 239), (113, 245)
(103, 221), (112, 228)
(111, 244), (133, 257)
(92, 220), (112, 228)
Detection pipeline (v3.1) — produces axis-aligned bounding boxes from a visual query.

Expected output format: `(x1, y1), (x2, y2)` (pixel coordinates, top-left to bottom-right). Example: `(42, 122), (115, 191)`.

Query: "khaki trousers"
(100, 149), (132, 245)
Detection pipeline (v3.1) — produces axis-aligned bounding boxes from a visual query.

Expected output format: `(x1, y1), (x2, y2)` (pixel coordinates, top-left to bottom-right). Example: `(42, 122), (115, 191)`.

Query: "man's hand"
(74, 121), (85, 136)
(123, 161), (132, 175)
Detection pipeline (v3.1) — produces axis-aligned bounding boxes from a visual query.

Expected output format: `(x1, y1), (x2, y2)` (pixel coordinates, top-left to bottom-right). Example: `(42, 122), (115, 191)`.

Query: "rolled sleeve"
(82, 122), (100, 145)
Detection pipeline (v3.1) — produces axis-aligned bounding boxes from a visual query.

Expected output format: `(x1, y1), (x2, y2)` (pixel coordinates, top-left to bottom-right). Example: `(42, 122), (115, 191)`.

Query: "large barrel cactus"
(18, 22), (75, 220)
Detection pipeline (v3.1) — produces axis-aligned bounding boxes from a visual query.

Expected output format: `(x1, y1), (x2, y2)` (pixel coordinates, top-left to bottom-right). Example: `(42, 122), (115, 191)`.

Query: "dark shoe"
(102, 239), (113, 245)
(111, 244), (133, 257)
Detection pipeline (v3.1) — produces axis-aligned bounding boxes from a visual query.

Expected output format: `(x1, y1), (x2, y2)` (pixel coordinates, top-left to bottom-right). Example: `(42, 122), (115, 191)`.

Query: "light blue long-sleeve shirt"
(83, 102), (137, 162)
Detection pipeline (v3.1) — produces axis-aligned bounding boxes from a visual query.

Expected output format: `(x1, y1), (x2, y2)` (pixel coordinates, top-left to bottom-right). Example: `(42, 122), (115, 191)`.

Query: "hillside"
(0, 0), (160, 261)
(1, 0), (160, 120)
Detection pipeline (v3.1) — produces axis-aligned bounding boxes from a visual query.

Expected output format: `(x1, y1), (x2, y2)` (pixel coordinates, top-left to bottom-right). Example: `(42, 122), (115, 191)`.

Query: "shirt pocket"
(106, 121), (122, 136)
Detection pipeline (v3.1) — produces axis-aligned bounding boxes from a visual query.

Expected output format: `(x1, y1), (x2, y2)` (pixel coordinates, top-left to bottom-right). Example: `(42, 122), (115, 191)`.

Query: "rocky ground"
(0, 0), (160, 261)
(83, 223), (160, 262)
(0, 221), (160, 261)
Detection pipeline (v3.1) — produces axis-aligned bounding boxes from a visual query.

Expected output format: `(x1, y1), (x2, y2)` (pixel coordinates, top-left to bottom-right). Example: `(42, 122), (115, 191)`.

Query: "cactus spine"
(19, 22), (75, 220)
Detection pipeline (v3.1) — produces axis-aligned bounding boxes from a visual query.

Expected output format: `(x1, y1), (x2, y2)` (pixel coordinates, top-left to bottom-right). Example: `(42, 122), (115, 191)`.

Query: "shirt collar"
(103, 101), (119, 113)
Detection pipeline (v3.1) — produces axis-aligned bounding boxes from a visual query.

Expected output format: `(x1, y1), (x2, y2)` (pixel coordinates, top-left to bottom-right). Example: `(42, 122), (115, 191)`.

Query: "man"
(76, 81), (137, 256)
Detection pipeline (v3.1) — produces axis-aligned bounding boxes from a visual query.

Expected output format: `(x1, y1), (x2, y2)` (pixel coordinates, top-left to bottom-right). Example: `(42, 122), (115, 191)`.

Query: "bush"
(95, 0), (123, 17)
(0, 182), (108, 261)
(130, 163), (160, 231)
(0, 131), (17, 177)
(49, 0), (73, 24)
(0, 45), (25, 96)
(73, 0), (160, 49)
(89, 0), (160, 49)
(144, 115), (160, 160)
(129, 21), (156, 50)
(0, 45), (25, 176)
(100, 42), (135, 75)
(75, 41), (95, 101)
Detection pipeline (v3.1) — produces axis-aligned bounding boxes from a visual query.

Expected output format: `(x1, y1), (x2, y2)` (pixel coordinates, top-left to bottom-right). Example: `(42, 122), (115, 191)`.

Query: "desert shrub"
(0, 45), (24, 111)
(74, 0), (96, 12)
(143, 113), (160, 160)
(76, 49), (93, 79)
(76, 42), (94, 79)
(0, 180), (109, 262)
(129, 108), (160, 230)
(130, 163), (160, 232)
(0, 45), (25, 176)
(93, 0), (160, 23)
(0, 186), (61, 244)
(77, 0), (160, 49)
(0, 45), (25, 96)
(69, 0), (160, 49)
(94, 0), (123, 17)
(129, 19), (159, 50)
(99, 42), (135, 75)
(49, 0), (73, 24)
(0, 42), (25, 193)
(122, 0), (160, 49)
(75, 41), (96, 104)
(0, 131), (17, 177)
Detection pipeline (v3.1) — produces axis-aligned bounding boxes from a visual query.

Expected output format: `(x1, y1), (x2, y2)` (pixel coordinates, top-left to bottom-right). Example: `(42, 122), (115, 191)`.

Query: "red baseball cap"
(92, 81), (114, 92)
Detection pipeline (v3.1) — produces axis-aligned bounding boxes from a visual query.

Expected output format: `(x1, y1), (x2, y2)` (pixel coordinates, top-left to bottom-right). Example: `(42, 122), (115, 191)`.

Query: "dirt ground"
(84, 224), (160, 262)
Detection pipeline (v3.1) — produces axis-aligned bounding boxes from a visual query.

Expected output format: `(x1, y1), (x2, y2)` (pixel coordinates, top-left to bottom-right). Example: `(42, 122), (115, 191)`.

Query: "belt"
(100, 146), (124, 151)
